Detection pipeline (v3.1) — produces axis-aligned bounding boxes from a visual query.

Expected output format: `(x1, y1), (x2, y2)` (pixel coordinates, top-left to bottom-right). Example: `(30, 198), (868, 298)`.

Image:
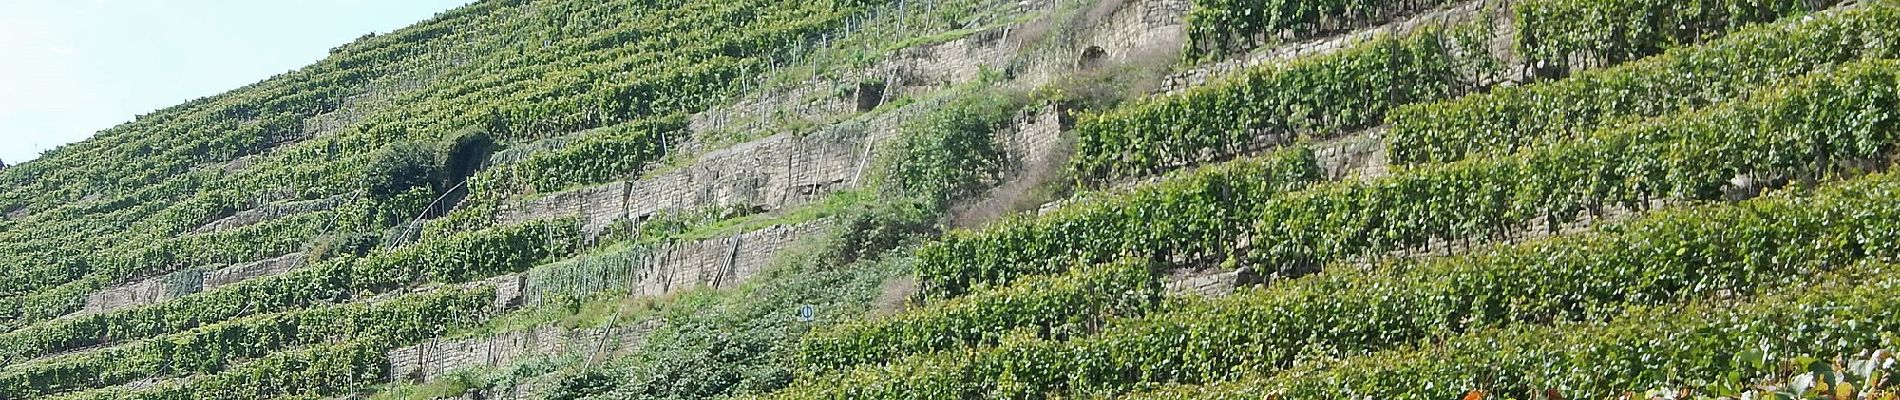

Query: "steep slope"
(2, 0), (1897, 399)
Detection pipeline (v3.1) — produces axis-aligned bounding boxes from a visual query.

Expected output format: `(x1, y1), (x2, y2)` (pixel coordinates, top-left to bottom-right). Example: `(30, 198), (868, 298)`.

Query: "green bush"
(363, 142), (444, 201)
(878, 88), (1030, 208)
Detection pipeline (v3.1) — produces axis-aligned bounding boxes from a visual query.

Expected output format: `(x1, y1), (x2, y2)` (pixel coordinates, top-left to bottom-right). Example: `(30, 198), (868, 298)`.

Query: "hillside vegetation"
(2, 0), (1898, 399)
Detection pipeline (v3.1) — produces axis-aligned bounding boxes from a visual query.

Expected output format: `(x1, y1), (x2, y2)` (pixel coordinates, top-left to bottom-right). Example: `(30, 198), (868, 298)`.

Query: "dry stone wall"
(1314, 129), (1391, 182)
(494, 128), (863, 234)
(1166, 270), (1243, 296)
(494, 0), (1202, 235)
(386, 320), (663, 383)
(496, 94), (959, 235)
(82, 253), (306, 316)
(520, 220), (829, 305)
(888, 28), (1022, 97)
(499, 183), (631, 235)
(997, 103), (1070, 171)
(194, 196), (344, 234)
(1009, 0), (1190, 87)
(687, 77), (859, 139)
(1083, 0), (1192, 66)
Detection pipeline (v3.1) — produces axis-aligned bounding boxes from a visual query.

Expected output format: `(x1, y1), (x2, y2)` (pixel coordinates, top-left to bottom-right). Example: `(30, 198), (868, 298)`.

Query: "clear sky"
(0, 0), (474, 165)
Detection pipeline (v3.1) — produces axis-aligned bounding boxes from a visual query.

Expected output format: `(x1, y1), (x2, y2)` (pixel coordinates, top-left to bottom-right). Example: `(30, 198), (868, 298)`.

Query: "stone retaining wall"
(386, 320), (663, 383)
(81, 253), (307, 315)
(519, 220), (829, 305)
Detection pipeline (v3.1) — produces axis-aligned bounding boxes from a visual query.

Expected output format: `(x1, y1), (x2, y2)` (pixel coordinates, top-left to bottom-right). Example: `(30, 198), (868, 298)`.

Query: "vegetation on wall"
(1, 0), (1894, 399)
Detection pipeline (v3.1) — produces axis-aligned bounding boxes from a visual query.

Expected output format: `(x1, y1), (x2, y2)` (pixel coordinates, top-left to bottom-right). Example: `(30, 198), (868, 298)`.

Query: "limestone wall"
(520, 220), (828, 305)
(82, 253), (307, 315)
(1084, 0), (1192, 66)
(387, 320), (662, 383)
(496, 95), (956, 234)
(194, 196), (344, 234)
(997, 103), (1070, 171)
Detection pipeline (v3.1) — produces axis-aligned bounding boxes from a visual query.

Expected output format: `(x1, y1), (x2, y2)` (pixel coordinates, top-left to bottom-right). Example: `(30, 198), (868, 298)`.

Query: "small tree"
(363, 142), (443, 200)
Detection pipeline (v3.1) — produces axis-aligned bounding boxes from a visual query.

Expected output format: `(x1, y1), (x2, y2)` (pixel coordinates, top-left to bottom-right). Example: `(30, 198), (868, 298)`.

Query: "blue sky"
(0, 0), (474, 165)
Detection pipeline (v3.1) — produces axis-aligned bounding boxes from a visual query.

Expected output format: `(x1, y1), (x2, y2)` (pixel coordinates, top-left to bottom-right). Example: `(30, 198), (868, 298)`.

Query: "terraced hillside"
(1, 0), (1897, 399)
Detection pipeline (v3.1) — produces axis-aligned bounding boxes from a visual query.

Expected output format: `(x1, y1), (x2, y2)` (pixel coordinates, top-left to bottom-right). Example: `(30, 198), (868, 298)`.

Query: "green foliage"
(878, 88), (1030, 208)
(793, 259), (1160, 375)
(1073, 26), (1484, 184)
(0, 211), (334, 330)
(796, 60), (1900, 398)
(1242, 57), (1898, 272)
(0, 219), (579, 365)
(571, 244), (914, 400)
(307, 230), (385, 262)
(363, 141), (445, 201)
(768, 169), (1900, 400)
(0, 0), (1043, 398)
(0, 287), (495, 399)
(0, 0), (881, 333)
(1184, 0), (1461, 61)
(917, 147), (1321, 298)
(1124, 262), (1900, 400)
(6, 0), (1897, 398)
(1389, 2), (1900, 165)
(49, 339), (394, 400)
(477, 115), (688, 197)
(1515, 0), (1822, 74)
(828, 197), (939, 265)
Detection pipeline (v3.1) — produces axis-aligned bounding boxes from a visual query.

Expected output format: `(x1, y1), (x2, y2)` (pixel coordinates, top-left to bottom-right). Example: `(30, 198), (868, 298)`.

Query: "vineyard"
(2, 0), (1898, 399)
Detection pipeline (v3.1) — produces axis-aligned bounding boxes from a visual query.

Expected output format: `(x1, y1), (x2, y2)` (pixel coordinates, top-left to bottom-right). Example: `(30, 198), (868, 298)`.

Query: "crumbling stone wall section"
(687, 77), (858, 138)
(498, 98), (941, 233)
(631, 221), (825, 296)
(520, 220), (829, 305)
(500, 183), (631, 234)
(194, 196), (345, 234)
(1083, 0), (1192, 67)
(80, 270), (203, 317)
(82, 253), (306, 315)
(480, 273), (528, 308)
(997, 103), (1069, 172)
(888, 28), (1020, 97)
(202, 253), (308, 289)
(1314, 129), (1391, 181)
(386, 320), (662, 384)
